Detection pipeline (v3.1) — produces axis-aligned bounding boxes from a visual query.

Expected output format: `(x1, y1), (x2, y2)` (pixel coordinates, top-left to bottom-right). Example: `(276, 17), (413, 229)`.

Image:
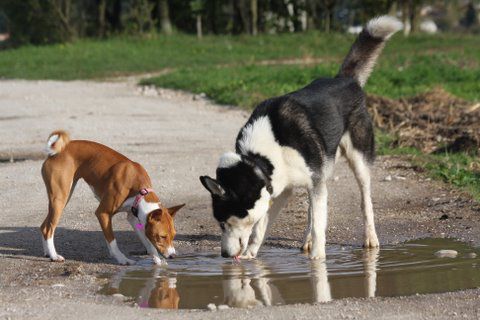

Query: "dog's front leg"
(127, 213), (166, 265)
(242, 189), (292, 259)
(309, 182), (328, 260)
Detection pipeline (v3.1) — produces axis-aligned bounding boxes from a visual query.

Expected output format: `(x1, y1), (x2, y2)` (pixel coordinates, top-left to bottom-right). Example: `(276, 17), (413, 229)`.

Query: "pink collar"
(131, 188), (154, 217)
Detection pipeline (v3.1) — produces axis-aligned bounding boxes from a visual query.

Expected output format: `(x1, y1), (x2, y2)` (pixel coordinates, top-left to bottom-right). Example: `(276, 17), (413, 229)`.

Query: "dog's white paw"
(301, 237), (312, 253)
(240, 252), (256, 260)
(116, 257), (136, 266)
(364, 230), (380, 248)
(309, 246), (326, 260)
(153, 255), (167, 266)
(50, 254), (65, 262)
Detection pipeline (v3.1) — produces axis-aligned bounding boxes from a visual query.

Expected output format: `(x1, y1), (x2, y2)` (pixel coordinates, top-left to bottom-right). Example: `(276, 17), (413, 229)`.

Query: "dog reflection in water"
(222, 248), (379, 307)
(107, 268), (179, 309)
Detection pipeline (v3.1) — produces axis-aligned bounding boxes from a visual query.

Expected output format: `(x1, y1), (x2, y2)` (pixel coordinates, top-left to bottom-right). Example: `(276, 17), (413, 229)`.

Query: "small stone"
(394, 175), (406, 180)
(435, 250), (458, 258)
(466, 253), (477, 259)
(51, 283), (65, 288)
(112, 293), (125, 300)
(206, 303), (216, 311)
(217, 304), (230, 310)
(383, 175), (392, 182)
(333, 176), (339, 181)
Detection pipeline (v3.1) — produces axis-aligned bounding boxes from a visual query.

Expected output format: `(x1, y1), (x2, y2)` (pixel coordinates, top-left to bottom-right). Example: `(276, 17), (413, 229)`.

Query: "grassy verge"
(1, 32), (478, 200)
(377, 132), (480, 200)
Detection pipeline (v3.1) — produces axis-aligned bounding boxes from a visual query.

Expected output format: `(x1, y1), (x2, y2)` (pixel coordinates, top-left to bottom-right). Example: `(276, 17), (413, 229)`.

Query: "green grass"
(376, 132), (480, 201)
(1, 31), (479, 200)
(138, 33), (480, 106)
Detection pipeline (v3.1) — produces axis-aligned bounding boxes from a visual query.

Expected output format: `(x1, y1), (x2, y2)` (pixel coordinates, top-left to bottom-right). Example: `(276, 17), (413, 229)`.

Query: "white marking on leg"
(309, 183), (328, 260)
(244, 188), (292, 259)
(302, 203), (313, 252)
(127, 213), (166, 265)
(108, 239), (135, 265)
(342, 134), (379, 248)
(45, 236), (64, 262)
(309, 162), (334, 260)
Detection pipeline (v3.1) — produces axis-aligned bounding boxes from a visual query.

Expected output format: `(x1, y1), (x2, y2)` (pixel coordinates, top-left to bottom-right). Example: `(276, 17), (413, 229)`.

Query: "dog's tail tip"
(365, 15), (403, 40)
(45, 130), (70, 156)
(338, 15), (402, 88)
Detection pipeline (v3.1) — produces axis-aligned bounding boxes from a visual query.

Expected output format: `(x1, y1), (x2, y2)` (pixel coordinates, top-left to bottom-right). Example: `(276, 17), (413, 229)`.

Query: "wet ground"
(101, 238), (480, 309)
(1, 80), (480, 319)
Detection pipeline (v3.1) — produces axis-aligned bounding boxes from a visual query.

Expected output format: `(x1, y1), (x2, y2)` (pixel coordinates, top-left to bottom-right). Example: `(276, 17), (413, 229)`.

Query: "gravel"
(1, 79), (480, 319)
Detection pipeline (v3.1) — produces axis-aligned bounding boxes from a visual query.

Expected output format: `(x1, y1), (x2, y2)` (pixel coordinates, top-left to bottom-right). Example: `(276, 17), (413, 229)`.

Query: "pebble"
(394, 175), (406, 181)
(435, 250), (458, 258)
(333, 176), (339, 181)
(112, 293), (125, 300)
(51, 283), (65, 288)
(383, 175), (392, 182)
(217, 304), (230, 310)
(466, 253), (477, 259)
(206, 303), (216, 311)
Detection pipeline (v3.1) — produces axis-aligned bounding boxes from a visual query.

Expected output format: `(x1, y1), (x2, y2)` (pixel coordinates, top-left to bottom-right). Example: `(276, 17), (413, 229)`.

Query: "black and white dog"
(200, 16), (402, 260)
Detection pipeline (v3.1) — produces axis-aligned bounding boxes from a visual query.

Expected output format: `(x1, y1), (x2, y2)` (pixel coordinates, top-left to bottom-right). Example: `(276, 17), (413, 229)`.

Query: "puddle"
(100, 238), (480, 309)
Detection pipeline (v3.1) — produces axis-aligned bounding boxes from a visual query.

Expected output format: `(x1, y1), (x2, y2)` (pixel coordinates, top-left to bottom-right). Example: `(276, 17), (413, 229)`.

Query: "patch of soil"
(367, 88), (480, 154)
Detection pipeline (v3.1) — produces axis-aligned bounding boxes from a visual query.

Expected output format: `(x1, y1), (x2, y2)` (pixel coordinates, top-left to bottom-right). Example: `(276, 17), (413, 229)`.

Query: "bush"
(0, 0), (71, 46)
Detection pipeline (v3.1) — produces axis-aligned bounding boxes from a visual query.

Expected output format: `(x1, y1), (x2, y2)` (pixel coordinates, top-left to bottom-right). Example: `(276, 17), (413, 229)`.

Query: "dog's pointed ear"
(148, 209), (163, 222)
(200, 176), (225, 197)
(167, 203), (185, 218)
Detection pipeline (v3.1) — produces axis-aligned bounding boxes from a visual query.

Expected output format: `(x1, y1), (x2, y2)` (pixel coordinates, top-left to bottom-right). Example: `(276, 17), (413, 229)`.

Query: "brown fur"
(41, 130), (184, 261)
(148, 279), (180, 309)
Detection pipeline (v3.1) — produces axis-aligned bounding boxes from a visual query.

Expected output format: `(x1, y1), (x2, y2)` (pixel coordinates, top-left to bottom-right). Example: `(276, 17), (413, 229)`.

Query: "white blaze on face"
(222, 188), (271, 257)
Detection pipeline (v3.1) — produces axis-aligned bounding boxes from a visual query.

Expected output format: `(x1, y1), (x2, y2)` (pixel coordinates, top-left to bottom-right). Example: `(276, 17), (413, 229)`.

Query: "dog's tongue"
(233, 255), (241, 263)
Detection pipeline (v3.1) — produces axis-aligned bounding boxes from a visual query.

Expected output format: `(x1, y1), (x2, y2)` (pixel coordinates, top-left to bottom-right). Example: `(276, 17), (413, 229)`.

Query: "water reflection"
(100, 238), (480, 309)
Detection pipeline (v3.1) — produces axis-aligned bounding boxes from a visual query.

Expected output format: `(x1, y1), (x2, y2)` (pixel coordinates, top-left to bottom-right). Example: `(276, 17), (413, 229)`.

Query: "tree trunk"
(98, 0), (107, 37)
(250, 0), (257, 35)
(408, 0), (419, 34)
(196, 14), (202, 39)
(158, 0), (172, 35)
(402, 0), (410, 36)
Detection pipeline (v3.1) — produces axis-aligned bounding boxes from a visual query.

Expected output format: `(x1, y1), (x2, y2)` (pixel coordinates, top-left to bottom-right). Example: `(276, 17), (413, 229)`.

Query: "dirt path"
(1, 80), (479, 319)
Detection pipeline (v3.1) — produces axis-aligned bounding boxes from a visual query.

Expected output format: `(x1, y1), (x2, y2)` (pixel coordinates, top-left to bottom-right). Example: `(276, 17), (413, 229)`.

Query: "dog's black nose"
(221, 250), (230, 258)
(168, 254), (176, 259)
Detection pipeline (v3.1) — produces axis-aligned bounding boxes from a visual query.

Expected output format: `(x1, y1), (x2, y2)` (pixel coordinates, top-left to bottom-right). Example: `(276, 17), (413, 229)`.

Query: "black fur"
(201, 19), (398, 223)
(210, 161), (266, 222)
(237, 77), (375, 171)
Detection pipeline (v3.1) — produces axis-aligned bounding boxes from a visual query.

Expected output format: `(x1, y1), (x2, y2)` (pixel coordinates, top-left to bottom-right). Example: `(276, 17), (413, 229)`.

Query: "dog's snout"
(221, 250), (230, 258)
(168, 253), (176, 259)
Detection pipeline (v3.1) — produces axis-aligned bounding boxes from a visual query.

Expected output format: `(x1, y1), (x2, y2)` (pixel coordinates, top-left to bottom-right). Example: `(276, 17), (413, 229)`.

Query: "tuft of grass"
(376, 131), (480, 201)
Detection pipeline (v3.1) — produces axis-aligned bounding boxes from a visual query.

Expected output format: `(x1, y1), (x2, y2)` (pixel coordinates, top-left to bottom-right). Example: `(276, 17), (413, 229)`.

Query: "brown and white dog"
(40, 130), (184, 265)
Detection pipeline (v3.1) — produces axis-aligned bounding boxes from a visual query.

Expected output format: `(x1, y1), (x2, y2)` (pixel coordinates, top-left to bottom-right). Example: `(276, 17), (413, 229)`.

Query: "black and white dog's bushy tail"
(338, 15), (403, 87)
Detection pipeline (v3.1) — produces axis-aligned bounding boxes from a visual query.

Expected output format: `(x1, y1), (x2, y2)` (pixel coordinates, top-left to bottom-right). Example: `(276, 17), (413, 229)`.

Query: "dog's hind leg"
(342, 135), (379, 248)
(243, 188), (293, 259)
(309, 162), (334, 260)
(301, 202), (313, 252)
(41, 174), (74, 262)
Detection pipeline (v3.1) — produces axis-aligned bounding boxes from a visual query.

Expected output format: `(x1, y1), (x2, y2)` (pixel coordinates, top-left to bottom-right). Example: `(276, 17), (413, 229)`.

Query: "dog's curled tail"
(45, 130), (70, 156)
(338, 15), (402, 87)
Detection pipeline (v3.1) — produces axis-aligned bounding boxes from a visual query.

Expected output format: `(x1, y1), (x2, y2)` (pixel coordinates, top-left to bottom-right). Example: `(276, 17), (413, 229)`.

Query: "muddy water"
(100, 238), (480, 309)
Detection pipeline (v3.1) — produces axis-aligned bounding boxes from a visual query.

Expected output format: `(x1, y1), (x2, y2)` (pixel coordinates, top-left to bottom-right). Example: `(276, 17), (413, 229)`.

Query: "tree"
(251, 0), (258, 35)
(158, 0), (172, 34)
